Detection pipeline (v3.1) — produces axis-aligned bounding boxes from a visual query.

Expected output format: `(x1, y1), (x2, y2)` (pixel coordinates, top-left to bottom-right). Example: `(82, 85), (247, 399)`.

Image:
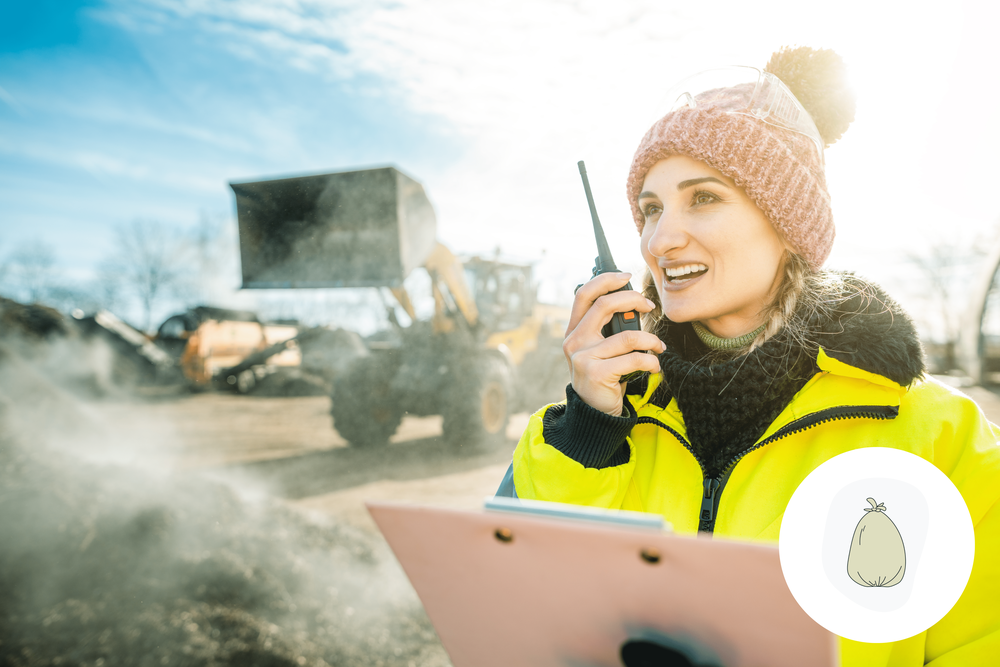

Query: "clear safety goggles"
(658, 66), (824, 164)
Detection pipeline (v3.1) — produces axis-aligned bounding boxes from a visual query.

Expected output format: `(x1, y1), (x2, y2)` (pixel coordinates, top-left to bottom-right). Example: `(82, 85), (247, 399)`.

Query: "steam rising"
(0, 341), (451, 666)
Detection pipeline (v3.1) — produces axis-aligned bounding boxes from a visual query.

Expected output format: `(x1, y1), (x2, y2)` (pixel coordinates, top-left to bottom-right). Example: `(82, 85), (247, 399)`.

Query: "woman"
(502, 47), (1000, 665)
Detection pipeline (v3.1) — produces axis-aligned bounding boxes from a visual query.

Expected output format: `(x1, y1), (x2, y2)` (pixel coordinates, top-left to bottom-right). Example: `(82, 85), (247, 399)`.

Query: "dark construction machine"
(230, 166), (569, 447)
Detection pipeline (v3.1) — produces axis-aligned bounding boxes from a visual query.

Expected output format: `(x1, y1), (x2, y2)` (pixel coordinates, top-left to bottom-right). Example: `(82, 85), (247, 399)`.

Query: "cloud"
(105, 0), (689, 135)
(90, 0), (989, 296)
(0, 132), (221, 194)
(7, 0), (997, 311)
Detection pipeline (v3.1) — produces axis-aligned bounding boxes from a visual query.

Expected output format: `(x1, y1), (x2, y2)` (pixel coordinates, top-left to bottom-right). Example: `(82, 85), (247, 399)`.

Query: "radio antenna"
(578, 161), (618, 275)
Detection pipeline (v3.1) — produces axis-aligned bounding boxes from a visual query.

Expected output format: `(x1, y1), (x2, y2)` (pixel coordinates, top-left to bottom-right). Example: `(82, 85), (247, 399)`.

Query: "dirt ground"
(88, 394), (530, 534)
(84, 376), (1000, 530)
(33, 377), (998, 667)
(90, 376), (1000, 535)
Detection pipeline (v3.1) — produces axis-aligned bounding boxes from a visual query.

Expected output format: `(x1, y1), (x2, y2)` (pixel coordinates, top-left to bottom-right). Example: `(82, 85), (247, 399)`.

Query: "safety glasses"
(660, 66), (824, 163)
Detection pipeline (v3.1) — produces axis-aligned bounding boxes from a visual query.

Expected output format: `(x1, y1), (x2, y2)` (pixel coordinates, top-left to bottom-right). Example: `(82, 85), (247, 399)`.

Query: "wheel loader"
(229, 166), (569, 447)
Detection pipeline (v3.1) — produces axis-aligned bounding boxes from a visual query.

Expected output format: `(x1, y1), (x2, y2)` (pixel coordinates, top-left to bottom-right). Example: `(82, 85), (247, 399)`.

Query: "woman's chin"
(657, 280), (711, 320)
(658, 296), (708, 325)
(660, 308), (703, 325)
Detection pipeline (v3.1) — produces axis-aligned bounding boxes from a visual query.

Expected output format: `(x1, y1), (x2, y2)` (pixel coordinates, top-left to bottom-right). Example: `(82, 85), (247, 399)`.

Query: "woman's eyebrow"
(677, 176), (729, 190)
(638, 177), (730, 201)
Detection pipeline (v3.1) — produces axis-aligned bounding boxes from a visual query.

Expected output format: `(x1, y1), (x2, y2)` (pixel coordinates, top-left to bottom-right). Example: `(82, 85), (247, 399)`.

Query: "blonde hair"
(749, 251), (811, 352)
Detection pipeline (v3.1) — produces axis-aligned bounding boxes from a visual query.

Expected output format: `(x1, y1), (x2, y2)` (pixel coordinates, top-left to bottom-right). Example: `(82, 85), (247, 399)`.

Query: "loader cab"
(463, 258), (536, 333)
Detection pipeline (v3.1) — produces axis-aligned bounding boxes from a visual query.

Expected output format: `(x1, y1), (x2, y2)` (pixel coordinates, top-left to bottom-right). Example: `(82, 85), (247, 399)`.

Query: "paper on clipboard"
(367, 499), (838, 667)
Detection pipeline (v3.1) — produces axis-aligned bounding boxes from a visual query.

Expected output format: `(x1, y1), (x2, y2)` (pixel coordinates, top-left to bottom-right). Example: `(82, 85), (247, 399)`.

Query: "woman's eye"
(641, 203), (662, 218)
(692, 191), (719, 206)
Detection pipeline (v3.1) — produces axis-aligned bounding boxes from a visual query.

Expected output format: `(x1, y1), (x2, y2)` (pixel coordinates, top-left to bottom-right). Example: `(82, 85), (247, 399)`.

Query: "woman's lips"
(660, 268), (707, 292)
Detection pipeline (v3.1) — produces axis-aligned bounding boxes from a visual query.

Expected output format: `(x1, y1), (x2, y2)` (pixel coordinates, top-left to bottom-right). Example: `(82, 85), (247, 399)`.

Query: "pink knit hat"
(626, 48), (855, 271)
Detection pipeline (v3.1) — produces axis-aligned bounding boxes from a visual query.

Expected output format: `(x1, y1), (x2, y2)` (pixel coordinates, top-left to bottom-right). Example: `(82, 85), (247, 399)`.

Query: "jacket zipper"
(700, 477), (721, 528)
(636, 404), (899, 534)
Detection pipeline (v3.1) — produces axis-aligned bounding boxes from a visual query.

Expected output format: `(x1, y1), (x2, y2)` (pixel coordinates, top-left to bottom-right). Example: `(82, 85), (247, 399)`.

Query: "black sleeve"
(540, 384), (637, 469)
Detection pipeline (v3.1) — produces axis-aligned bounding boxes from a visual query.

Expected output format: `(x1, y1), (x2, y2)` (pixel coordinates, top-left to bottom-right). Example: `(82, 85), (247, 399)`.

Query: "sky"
(2, 0), (999, 332)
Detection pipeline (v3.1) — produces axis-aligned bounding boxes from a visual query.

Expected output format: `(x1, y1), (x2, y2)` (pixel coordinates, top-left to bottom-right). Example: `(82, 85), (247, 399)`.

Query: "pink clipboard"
(367, 499), (838, 667)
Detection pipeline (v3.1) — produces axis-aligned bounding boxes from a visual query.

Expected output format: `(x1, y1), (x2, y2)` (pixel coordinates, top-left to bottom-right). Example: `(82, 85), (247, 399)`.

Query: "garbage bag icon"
(847, 497), (906, 588)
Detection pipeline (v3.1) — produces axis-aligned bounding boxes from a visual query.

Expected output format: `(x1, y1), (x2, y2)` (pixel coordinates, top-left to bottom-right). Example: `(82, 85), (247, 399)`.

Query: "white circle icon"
(779, 447), (975, 643)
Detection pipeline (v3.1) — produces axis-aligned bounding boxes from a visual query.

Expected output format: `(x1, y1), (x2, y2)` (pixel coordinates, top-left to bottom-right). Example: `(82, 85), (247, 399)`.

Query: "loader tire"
(330, 360), (402, 447)
(442, 357), (511, 448)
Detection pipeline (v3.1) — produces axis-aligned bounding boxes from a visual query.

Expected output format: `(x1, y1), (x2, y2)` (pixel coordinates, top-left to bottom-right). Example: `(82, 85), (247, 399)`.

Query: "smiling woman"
(501, 45), (1000, 667)
(637, 155), (788, 339)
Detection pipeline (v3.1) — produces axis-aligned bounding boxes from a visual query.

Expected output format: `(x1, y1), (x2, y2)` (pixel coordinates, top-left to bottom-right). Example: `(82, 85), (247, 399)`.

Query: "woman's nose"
(645, 212), (686, 257)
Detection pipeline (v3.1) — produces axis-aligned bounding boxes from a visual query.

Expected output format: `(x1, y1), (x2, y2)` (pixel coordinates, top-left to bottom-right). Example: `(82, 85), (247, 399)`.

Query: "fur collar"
(801, 272), (925, 388)
(633, 271), (926, 402)
(632, 272), (925, 481)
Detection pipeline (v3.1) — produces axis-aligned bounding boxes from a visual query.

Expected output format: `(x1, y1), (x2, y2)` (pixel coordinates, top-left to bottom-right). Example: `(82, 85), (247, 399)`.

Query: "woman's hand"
(563, 272), (665, 416)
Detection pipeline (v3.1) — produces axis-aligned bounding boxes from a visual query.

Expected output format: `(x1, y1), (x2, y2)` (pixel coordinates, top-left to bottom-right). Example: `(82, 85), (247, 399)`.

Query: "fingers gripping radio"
(577, 161), (648, 384)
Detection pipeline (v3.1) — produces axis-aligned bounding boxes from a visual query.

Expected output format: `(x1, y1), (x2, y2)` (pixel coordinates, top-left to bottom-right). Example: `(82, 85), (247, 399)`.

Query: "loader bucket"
(230, 166), (437, 288)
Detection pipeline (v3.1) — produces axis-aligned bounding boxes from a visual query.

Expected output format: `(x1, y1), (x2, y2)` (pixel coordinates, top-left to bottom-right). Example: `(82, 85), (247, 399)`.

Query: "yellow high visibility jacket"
(513, 349), (1000, 666)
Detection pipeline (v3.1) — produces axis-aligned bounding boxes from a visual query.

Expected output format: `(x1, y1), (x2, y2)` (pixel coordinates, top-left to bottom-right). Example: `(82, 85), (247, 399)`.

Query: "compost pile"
(0, 345), (450, 667)
(0, 298), (170, 397)
(0, 297), (107, 396)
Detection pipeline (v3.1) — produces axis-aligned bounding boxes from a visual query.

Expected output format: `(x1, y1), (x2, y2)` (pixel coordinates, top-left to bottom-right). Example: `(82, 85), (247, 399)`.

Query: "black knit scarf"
(654, 322), (818, 479)
(643, 272), (927, 479)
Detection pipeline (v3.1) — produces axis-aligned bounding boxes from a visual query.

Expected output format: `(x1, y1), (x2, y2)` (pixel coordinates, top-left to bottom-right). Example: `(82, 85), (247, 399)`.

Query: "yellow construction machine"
(230, 166), (569, 447)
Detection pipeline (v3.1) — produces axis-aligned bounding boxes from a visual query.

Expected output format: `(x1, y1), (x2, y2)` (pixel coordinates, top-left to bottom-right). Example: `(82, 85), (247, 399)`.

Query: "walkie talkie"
(577, 160), (647, 383)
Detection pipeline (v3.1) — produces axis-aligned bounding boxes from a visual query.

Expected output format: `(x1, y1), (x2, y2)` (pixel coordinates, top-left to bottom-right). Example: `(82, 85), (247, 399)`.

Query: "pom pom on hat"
(764, 46), (856, 147)
(626, 46), (854, 271)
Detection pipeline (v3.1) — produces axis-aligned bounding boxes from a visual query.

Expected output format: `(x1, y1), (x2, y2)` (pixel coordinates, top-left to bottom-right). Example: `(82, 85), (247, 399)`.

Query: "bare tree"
(3, 239), (58, 303)
(93, 261), (125, 313)
(99, 220), (192, 331)
(187, 211), (241, 305)
(0, 239), (102, 313)
(906, 234), (990, 372)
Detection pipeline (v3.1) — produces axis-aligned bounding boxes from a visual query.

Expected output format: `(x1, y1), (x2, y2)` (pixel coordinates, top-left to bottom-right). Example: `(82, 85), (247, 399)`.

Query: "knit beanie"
(626, 47), (856, 271)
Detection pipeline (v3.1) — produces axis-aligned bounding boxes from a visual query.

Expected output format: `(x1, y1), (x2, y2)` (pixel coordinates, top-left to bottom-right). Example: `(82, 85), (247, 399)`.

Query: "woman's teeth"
(665, 264), (708, 282)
